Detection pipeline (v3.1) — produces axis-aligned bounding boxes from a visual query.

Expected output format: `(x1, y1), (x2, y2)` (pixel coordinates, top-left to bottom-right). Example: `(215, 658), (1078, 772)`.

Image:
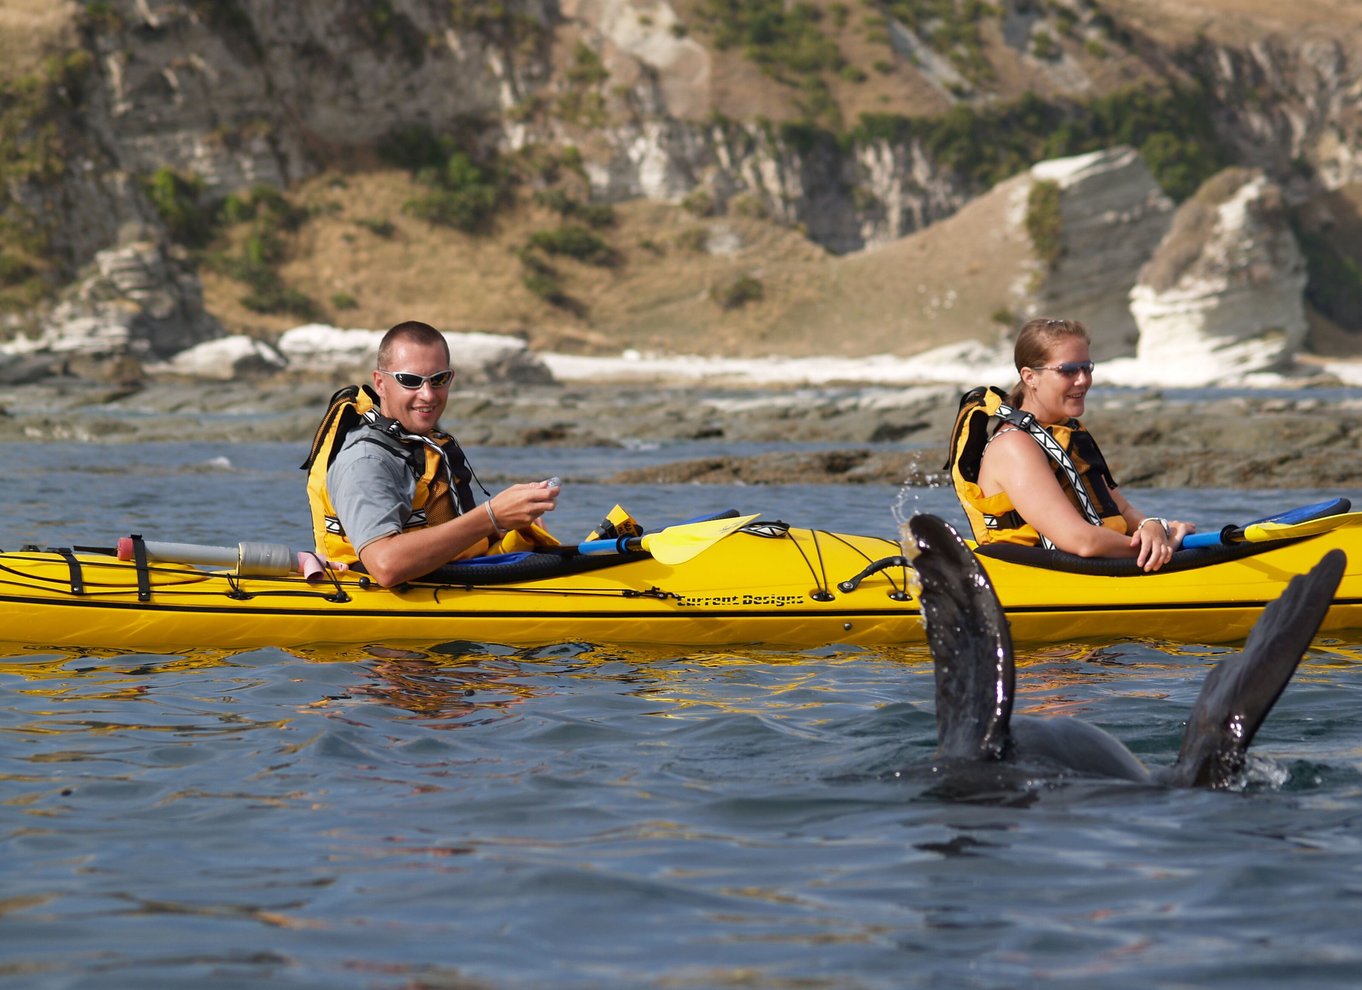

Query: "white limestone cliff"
(1130, 168), (1307, 383)
(1021, 148), (1175, 359)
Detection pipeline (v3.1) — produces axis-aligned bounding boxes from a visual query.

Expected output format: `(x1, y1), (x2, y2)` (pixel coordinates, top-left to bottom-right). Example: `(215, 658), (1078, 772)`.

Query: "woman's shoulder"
(982, 423), (1049, 468)
(985, 424), (1031, 449)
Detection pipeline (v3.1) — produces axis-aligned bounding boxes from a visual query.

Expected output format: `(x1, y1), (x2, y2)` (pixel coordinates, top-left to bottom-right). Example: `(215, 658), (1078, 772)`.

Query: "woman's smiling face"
(1020, 334), (1093, 423)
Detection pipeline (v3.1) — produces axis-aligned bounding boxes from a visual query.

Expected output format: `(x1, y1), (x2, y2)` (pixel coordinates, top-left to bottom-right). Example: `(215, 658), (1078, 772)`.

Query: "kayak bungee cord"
(817, 530), (913, 600)
(423, 581), (680, 602)
(731, 523), (911, 603)
(749, 523), (834, 601)
(0, 549), (682, 605)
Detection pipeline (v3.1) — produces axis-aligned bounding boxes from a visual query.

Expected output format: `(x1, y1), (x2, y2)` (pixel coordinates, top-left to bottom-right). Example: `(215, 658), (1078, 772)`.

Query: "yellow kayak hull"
(1, 520), (1361, 651)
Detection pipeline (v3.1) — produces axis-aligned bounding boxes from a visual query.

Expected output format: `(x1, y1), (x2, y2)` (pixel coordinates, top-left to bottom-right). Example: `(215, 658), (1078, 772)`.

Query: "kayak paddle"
(1183, 497), (1354, 549)
(577, 513), (761, 565)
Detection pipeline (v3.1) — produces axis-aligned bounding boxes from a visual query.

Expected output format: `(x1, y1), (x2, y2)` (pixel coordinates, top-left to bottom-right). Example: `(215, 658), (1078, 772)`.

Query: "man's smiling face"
(373, 338), (452, 435)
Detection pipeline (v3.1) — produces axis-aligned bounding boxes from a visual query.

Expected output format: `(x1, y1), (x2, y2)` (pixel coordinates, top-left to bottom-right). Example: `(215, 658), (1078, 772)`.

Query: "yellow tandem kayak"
(1, 512), (1361, 652)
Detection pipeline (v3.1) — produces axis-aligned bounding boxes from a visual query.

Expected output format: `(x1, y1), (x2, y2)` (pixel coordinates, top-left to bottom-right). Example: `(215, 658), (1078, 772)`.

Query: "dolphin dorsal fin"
(904, 514), (1014, 761)
(1164, 549), (1346, 788)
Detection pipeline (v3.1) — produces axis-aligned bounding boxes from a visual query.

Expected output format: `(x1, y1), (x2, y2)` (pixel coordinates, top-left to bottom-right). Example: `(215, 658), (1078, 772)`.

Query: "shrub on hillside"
(711, 274), (764, 310)
(354, 217), (396, 237)
(533, 189), (615, 228)
(699, 0), (842, 77)
(528, 224), (617, 265)
(381, 124), (510, 234)
(558, 42), (610, 127)
(875, 0), (994, 85)
(404, 152), (504, 233)
(204, 184), (318, 319)
(675, 227), (709, 253)
(145, 167), (215, 248)
(517, 247), (582, 312)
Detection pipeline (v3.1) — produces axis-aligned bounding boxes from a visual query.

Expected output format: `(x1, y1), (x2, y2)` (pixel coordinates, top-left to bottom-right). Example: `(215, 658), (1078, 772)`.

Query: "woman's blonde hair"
(1007, 317), (1090, 406)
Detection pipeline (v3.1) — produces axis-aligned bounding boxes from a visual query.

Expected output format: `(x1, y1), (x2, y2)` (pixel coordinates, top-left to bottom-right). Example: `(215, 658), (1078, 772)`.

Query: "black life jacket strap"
(357, 410), (484, 512)
(1069, 429), (1120, 498)
(982, 509), (1027, 533)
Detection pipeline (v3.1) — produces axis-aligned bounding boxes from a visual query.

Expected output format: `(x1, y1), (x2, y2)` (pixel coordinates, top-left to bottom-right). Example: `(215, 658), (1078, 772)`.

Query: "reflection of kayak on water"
(1, 502), (1361, 652)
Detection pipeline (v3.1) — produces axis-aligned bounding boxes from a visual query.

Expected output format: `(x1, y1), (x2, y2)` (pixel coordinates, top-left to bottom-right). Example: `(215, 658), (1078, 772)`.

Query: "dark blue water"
(3, 442), (1361, 989)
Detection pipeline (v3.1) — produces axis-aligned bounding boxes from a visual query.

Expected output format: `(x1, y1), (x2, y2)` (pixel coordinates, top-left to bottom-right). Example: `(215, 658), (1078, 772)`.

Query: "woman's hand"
(1131, 516), (1175, 572)
(1168, 519), (1196, 544)
(1129, 517), (1195, 572)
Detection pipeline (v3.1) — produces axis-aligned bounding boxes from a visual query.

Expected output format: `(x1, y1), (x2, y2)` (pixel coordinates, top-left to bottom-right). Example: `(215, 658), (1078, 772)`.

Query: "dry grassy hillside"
(194, 0), (1362, 358)
(203, 164), (1038, 359)
(1100, 0), (1361, 44)
(0, 0), (75, 81)
(13, 0), (1362, 360)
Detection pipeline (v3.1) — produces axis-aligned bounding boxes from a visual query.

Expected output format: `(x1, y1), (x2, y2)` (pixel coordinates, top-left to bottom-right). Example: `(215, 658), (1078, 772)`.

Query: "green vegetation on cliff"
(699, 0), (845, 80)
(379, 123), (512, 234)
(207, 185), (318, 319)
(691, 0), (1225, 202)
(872, 0), (997, 84)
(1295, 221), (1362, 330)
(1025, 179), (1063, 269)
(851, 85), (1227, 201)
(145, 167), (216, 248)
(0, 49), (92, 311)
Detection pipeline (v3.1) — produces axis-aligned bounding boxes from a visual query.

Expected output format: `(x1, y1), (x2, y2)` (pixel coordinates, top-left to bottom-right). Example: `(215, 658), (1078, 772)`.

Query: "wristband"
(1137, 516), (1169, 538)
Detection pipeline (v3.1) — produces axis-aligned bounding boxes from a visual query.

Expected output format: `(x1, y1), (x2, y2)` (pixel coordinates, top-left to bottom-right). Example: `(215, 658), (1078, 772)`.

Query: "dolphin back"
(904, 514), (1014, 761)
(1162, 548), (1346, 788)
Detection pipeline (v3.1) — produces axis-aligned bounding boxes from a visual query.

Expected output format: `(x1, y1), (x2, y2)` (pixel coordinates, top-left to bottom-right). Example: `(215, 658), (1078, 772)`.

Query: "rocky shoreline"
(2, 373), (1360, 491)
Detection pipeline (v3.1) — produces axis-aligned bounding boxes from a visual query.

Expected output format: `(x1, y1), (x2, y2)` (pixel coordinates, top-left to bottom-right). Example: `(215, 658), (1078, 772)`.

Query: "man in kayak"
(945, 317), (1194, 572)
(303, 320), (559, 586)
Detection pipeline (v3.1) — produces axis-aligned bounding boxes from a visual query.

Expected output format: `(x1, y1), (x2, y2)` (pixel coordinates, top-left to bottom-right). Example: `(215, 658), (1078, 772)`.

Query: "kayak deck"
(0, 526), (921, 651)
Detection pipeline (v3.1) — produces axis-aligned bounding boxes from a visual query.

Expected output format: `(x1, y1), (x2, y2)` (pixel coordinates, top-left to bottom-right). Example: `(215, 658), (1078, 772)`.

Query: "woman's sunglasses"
(379, 369), (454, 390)
(1032, 361), (1095, 378)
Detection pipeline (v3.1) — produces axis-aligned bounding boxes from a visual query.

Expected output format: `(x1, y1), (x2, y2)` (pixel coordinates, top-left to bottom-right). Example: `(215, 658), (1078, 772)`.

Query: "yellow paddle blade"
(639, 513), (762, 566)
(1243, 511), (1362, 543)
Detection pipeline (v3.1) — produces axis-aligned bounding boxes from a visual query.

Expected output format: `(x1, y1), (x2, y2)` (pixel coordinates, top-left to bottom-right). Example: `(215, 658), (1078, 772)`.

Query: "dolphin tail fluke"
(1164, 549), (1346, 788)
(903, 513), (1014, 761)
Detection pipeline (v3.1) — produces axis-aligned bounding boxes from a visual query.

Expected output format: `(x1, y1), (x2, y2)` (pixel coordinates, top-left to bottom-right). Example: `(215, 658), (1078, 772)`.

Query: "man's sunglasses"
(379, 369), (454, 390)
(1031, 361), (1095, 378)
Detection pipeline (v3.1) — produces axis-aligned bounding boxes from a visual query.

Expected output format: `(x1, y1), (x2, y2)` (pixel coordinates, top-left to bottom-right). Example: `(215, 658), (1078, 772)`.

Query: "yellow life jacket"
(943, 385), (1126, 548)
(300, 384), (481, 565)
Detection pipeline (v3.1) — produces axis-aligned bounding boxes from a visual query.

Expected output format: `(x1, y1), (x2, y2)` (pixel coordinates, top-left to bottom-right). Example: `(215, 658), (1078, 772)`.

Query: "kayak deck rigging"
(2, 521), (912, 609)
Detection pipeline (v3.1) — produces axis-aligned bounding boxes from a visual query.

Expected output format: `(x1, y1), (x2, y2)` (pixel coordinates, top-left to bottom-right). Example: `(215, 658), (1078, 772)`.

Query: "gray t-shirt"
(326, 430), (417, 553)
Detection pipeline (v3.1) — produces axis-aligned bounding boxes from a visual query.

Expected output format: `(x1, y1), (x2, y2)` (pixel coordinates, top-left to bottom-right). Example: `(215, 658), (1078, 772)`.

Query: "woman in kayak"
(948, 317), (1194, 572)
